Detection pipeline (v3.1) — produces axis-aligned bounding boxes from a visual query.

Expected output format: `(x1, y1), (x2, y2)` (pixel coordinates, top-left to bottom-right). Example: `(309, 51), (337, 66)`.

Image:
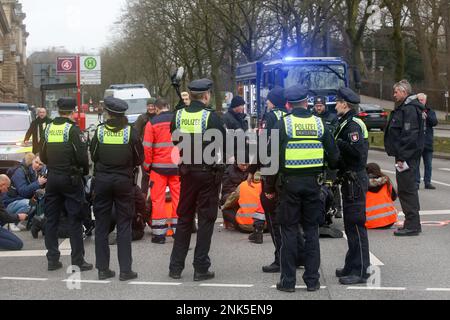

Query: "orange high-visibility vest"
(236, 181), (263, 229)
(366, 183), (398, 229)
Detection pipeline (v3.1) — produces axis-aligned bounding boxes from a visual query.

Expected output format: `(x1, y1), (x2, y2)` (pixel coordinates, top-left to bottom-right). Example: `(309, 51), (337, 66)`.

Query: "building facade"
(0, 0), (28, 103)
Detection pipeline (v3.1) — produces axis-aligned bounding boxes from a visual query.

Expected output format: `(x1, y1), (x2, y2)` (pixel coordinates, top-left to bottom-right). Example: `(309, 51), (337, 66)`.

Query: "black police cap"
(336, 87), (361, 104)
(267, 86), (286, 109)
(57, 97), (77, 111)
(104, 96), (129, 114)
(314, 96), (327, 105)
(188, 79), (213, 93)
(284, 85), (309, 103)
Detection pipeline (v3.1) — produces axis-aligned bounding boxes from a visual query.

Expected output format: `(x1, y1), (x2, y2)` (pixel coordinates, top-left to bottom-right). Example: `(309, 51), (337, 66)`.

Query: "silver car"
(0, 108), (33, 173)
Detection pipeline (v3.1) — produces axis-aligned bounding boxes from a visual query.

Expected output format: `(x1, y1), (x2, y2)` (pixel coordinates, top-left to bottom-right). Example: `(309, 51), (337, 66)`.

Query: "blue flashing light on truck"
(236, 57), (359, 127)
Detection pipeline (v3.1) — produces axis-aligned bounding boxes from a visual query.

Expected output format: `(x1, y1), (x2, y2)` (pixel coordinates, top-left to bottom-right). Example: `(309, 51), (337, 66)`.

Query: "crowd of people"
(0, 77), (438, 292)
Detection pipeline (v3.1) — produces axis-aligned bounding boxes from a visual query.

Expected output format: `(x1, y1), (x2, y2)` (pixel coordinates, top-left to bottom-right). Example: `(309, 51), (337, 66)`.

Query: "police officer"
(169, 79), (226, 281)
(265, 85), (339, 292)
(259, 86), (304, 273)
(41, 97), (92, 272)
(90, 97), (144, 281)
(312, 96), (339, 134)
(334, 87), (371, 285)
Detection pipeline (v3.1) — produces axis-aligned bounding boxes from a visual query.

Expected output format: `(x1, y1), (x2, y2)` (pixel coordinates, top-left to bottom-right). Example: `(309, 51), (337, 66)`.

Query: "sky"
(21, 0), (126, 55)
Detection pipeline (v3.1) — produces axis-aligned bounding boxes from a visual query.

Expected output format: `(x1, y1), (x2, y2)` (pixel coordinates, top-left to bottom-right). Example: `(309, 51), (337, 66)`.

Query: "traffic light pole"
(76, 55), (82, 127)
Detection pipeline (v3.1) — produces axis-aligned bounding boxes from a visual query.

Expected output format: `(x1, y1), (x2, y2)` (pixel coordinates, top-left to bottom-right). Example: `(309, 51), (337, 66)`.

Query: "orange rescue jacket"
(366, 183), (398, 229)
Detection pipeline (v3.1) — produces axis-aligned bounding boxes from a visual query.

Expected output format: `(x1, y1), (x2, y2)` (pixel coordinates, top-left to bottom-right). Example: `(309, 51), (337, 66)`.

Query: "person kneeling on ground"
(365, 163), (398, 229)
(0, 175), (27, 250)
(222, 172), (266, 243)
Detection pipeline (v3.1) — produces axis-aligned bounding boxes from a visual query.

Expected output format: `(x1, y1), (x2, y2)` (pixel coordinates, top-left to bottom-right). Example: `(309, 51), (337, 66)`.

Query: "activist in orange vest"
(366, 163), (398, 229)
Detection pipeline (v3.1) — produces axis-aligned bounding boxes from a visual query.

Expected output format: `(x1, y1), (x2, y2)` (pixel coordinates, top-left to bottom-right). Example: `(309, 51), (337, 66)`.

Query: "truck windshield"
(283, 65), (346, 91)
(124, 99), (148, 115)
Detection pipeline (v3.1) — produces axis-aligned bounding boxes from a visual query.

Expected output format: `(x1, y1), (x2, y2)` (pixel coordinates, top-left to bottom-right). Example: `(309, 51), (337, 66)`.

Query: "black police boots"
(48, 261), (63, 271)
(152, 236), (166, 244)
(99, 269), (116, 280)
(276, 283), (295, 293)
(262, 262), (280, 273)
(169, 270), (182, 280)
(394, 228), (420, 237)
(119, 271), (138, 281)
(194, 270), (215, 282)
(74, 261), (94, 272)
(249, 226), (264, 244)
(30, 216), (46, 239)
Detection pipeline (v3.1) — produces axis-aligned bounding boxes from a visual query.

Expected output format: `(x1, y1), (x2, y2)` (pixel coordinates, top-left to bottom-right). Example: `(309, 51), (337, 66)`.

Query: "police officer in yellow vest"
(169, 79), (227, 282)
(41, 97), (92, 272)
(334, 87), (371, 285)
(90, 97), (144, 281)
(265, 85), (340, 292)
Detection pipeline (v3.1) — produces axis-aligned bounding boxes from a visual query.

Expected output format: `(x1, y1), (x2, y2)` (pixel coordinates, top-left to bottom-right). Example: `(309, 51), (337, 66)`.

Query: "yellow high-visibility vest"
(283, 115), (325, 169)
(45, 123), (72, 143)
(97, 125), (131, 145)
(175, 109), (211, 134)
(273, 109), (287, 121)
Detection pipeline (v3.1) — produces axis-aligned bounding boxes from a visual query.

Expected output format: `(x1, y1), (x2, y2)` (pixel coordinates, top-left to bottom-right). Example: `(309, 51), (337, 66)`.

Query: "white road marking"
(0, 250), (71, 258)
(383, 169), (450, 187)
(426, 288), (450, 292)
(62, 279), (111, 284)
(343, 233), (384, 266)
(438, 168), (450, 172)
(129, 282), (182, 286)
(199, 283), (254, 288)
(347, 286), (406, 291)
(58, 239), (71, 250)
(1, 277), (48, 281)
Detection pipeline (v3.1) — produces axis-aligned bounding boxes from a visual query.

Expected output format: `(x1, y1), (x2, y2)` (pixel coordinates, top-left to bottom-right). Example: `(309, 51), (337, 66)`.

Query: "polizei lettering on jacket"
(181, 118), (202, 126)
(294, 123), (317, 136)
(104, 130), (124, 137)
(49, 129), (64, 136)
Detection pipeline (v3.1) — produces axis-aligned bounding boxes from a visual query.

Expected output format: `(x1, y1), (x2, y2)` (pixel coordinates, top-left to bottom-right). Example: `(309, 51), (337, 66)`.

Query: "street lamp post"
(445, 90), (449, 121)
(379, 66), (384, 100)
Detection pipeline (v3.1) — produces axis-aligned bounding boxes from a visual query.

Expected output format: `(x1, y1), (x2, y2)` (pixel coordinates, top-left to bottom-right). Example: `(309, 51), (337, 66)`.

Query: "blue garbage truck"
(236, 57), (359, 127)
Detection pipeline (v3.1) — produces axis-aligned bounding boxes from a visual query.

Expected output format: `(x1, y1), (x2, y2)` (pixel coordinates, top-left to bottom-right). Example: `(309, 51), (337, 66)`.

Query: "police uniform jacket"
(41, 117), (89, 176)
(335, 110), (369, 172)
(263, 107), (289, 132)
(384, 95), (425, 161)
(264, 108), (340, 193)
(171, 100), (227, 166)
(90, 118), (144, 178)
(313, 110), (339, 135)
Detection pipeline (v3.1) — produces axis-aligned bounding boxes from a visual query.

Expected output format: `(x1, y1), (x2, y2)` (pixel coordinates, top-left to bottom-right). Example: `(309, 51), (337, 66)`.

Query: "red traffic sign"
(57, 56), (77, 74)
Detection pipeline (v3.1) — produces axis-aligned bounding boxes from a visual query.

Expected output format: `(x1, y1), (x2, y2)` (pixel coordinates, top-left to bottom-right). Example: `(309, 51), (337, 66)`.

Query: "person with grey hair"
(415, 93), (438, 190)
(384, 80), (426, 237)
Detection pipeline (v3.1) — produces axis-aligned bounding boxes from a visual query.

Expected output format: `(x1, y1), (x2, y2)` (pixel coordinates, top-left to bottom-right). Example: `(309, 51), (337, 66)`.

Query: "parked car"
(0, 104), (33, 173)
(356, 104), (388, 131)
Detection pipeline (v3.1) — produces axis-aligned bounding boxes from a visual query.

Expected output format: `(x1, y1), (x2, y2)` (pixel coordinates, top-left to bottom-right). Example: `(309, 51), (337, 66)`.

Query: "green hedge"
(368, 132), (450, 154)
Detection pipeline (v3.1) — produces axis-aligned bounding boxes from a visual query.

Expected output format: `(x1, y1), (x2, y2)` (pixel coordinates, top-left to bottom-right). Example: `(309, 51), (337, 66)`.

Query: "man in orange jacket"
(143, 99), (180, 244)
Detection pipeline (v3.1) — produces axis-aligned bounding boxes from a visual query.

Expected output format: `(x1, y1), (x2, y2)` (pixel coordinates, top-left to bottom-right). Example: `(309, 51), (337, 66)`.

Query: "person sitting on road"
(222, 172), (265, 240)
(365, 163), (398, 229)
(220, 163), (251, 207)
(0, 175), (27, 251)
(3, 153), (46, 231)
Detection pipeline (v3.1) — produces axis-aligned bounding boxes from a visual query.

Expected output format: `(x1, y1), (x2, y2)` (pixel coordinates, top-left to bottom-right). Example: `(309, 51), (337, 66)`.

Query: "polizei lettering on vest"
(294, 123), (317, 136)
(50, 130), (64, 136)
(181, 118), (202, 126)
(104, 131), (124, 137)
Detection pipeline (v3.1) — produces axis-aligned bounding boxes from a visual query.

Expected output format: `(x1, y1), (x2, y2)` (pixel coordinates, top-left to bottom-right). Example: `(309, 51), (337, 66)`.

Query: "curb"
(370, 147), (450, 161)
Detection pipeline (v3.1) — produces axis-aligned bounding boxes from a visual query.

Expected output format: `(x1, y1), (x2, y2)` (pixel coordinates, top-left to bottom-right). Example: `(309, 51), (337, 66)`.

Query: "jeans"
(6, 199), (31, 215)
(0, 226), (23, 250)
(416, 149), (433, 186)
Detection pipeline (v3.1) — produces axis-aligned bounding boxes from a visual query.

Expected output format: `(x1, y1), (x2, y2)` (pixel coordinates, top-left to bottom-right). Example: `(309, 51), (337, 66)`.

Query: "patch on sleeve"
(350, 132), (360, 143)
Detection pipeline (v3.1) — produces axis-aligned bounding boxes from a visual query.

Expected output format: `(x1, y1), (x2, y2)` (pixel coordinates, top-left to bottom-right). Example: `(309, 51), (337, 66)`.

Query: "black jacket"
(223, 109), (248, 131)
(424, 106), (438, 151)
(0, 200), (20, 225)
(25, 116), (52, 155)
(91, 119), (144, 178)
(41, 117), (90, 176)
(171, 100), (227, 166)
(134, 113), (155, 139)
(220, 165), (249, 205)
(265, 108), (340, 193)
(384, 95), (426, 161)
(313, 110), (339, 135)
(335, 110), (369, 172)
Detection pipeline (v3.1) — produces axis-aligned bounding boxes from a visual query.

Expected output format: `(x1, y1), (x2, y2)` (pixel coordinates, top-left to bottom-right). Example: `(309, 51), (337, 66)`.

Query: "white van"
(104, 84), (151, 123)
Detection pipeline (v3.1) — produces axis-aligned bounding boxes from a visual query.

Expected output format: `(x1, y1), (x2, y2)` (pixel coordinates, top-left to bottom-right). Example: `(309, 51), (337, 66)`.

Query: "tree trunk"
(385, 1), (405, 81)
